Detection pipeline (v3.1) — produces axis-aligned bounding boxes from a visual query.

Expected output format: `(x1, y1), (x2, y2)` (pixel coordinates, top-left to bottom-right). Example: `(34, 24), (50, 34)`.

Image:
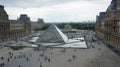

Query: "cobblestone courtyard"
(0, 31), (120, 67)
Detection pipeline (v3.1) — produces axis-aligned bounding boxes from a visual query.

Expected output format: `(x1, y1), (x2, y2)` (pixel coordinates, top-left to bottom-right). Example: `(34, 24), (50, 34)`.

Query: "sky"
(0, 0), (112, 22)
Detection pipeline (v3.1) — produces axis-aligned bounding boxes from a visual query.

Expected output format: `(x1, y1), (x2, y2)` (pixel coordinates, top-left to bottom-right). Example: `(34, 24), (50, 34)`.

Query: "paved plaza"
(0, 31), (120, 67)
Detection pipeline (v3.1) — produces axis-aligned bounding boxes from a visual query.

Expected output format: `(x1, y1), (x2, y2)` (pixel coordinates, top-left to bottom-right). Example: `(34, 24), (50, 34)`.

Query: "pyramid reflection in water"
(36, 24), (68, 43)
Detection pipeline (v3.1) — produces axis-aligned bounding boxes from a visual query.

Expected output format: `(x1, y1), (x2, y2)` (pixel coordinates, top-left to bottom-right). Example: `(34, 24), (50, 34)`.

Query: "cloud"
(1, 0), (111, 22)
(4, 0), (110, 22)
(0, 0), (78, 8)
(0, 0), (111, 8)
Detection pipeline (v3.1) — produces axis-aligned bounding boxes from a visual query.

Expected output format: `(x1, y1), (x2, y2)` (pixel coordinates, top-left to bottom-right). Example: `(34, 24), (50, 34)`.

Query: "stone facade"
(0, 5), (31, 42)
(64, 24), (72, 30)
(96, 12), (106, 39)
(31, 18), (45, 30)
(96, 0), (120, 50)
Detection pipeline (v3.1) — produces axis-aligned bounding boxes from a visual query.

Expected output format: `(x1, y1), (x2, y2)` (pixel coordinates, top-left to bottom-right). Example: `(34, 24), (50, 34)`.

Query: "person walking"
(40, 62), (42, 67)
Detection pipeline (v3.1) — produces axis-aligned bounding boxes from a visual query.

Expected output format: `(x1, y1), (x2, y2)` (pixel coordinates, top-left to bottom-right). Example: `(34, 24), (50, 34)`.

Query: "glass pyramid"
(36, 24), (68, 43)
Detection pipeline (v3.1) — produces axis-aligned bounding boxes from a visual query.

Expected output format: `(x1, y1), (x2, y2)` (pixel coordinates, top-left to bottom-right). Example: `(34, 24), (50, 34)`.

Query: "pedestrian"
(63, 48), (66, 53)
(26, 57), (29, 61)
(18, 65), (21, 67)
(48, 58), (50, 62)
(7, 58), (10, 62)
(68, 59), (71, 62)
(2, 63), (4, 66)
(10, 56), (12, 59)
(98, 48), (101, 51)
(40, 64), (42, 67)
(91, 61), (94, 63)
(1, 57), (4, 60)
(74, 49), (76, 52)
(44, 56), (47, 62)
(72, 55), (76, 60)
(9, 52), (11, 55)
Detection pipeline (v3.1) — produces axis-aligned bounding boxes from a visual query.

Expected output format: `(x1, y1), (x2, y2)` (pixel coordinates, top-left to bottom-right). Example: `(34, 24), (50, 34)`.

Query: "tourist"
(9, 51), (11, 55)
(48, 58), (50, 62)
(26, 57), (29, 61)
(10, 56), (12, 59)
(23, 54), (26, 58)
(18, 65), (21, 67)
(1, 46), (3, 49)
(44, 56), (48, 62)
(63, 48), (66, 53)
(7, 58), (10, 62)
(14, 56), (16, 59)
(0, 63), (4, 67)
(72, 55), (76, 60)
(40, 64), (42, 67)
(91, 61), (94, 63)
(1, 57), (4, 60)
(40, 62), (42, 67)
(74, 49), (76, 52)
(40, 53), (44, 57)
(98, 48), (101, 51)
(68, 59), (71, 62)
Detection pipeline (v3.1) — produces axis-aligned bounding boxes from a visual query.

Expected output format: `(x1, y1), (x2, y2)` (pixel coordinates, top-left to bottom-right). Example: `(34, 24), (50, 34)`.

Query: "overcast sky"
(0, 0), (111, 22)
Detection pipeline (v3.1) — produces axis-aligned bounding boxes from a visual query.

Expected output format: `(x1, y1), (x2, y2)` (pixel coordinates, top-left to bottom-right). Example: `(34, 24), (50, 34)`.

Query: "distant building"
(37, 18), (44, 24)
(96, 0), (120, 51)
(0, 5), (31, 41)
(18, 14), (30, 22)
(64, 24), (72, 30)
(31, 18), (45, 30)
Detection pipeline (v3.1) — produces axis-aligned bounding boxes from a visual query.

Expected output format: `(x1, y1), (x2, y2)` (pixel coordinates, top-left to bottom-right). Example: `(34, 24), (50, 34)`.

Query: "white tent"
(36, 24), (68, 43)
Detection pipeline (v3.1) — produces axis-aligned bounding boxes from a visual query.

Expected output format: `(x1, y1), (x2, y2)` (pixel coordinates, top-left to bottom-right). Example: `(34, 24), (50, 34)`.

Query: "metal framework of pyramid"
(36, 24), (68, 43)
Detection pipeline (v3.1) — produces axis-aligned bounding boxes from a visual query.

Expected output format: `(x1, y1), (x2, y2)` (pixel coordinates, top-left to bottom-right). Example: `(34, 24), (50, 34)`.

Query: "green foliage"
(44, 22), (95, 30)
(34, 28), (41, 31)
(63, 31), (76, 33)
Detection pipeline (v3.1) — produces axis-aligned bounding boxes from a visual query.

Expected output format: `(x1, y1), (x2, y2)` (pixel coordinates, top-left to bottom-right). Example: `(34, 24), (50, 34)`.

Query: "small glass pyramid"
(36, 24), (68, 43)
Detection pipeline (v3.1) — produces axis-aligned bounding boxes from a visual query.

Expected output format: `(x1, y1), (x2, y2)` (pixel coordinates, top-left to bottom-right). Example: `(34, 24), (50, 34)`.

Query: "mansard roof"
(107, 0), (117, 11)
(0, 5), (8, 15)
(97, 12), (106, 21)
